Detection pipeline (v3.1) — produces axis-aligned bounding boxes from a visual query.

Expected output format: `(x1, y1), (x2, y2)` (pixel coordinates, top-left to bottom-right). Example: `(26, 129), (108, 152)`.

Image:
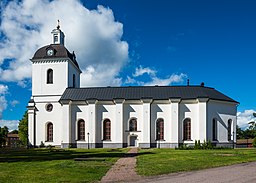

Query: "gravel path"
(133, 161), (256, 183)
(100, 148), (141, 182)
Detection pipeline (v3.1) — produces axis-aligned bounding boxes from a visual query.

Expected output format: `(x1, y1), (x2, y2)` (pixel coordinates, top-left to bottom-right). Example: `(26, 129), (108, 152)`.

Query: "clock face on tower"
(47, 49), (54, 56)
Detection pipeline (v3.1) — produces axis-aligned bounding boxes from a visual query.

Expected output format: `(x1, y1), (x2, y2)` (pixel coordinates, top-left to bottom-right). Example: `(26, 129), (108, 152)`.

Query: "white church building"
(27, 25), (238, 148)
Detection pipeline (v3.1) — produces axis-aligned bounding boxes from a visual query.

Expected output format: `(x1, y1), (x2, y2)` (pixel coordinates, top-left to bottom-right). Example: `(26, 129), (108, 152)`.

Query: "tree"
(9, 129), (18, 134)
(236, 125), (245, 139)
(0, 126), (9, 147)
(18, 111), (28, 146)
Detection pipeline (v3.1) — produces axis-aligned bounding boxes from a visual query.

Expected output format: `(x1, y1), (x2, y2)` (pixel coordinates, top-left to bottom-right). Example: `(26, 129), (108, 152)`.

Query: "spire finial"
(57, 20), (60, 29)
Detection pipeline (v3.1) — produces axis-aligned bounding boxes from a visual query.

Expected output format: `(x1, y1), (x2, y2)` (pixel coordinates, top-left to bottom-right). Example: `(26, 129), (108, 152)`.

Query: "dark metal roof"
(60, 86), (238, 103)
(32, 44), (80, 69)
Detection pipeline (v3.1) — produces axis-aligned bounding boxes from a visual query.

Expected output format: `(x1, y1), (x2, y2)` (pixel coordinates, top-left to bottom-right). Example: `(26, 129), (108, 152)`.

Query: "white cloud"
(143, 73), (187, 86)
(10, 100), (19, 107)
(126, 65), (187, 86)
(133, 65), (156, 77)
(0, 0), (128, 87)
(237, 110), (256, 129)
(0, 84), (8, 119)
(125, 76), (136, 84)
(0, 84), (8, 94)
(0, 120), (19, 131)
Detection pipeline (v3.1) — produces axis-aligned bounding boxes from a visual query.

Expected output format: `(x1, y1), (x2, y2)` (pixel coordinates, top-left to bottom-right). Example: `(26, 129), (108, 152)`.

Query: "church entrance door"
(129, 135), (137, 147)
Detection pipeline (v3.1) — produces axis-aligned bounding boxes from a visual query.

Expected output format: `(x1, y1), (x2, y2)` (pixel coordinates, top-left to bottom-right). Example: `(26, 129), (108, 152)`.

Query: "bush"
(176, 140), (214, 150)
(39, 141), (45, 148)
(253, 138), (256, 147)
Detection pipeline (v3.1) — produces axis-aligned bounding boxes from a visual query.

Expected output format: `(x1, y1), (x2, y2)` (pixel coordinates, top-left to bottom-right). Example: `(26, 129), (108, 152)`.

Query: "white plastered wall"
(207, 100), (237, 143)
(151, 102), (172, 143)
(123, 103), (143, 146)
(33, 96), (63, 146)
(179, 101), (198, 143)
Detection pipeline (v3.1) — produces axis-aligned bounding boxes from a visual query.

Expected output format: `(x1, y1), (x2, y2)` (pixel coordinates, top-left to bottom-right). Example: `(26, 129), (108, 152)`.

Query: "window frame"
(212, 118), (217, 141)
(129, 117), (137, 132)
(72, 74), (76, 88)
(47, 69), (53, 84)
(103, 118), (111, 141)
(46, 122), (53, 142)
(228, 119), (232, 141)
(156, 118), (164, 140)
(77, 119), (85, 141)
(183, 118), (191, 141)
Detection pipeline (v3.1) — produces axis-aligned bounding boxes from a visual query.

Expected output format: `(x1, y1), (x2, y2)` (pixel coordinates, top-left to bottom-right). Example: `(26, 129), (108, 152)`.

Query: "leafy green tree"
(236, 125), (245, 139)
(248, 121), (256, 131)
(9, 129), (18, 134)
(18, 111), (28, 146)
(0, 126), (9, 147)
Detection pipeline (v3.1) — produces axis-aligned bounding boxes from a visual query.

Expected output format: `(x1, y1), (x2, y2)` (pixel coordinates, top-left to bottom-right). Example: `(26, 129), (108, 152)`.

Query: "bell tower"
(30, 22), (81, 96)
(51, 20), (65, 45)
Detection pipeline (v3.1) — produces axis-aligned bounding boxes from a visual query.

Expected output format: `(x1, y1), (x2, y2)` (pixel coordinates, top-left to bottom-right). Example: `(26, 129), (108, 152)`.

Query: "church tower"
(28, 22), (81, 147)
(31, 21), (81, 96)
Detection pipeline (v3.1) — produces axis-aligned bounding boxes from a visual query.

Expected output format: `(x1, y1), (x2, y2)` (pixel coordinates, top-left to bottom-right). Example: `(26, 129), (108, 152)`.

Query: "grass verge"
(137, 148), (256, 176)
(0, 148), (127, 183)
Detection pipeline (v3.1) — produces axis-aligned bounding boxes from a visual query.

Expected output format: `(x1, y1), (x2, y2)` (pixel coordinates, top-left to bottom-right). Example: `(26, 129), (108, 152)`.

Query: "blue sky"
(0, 0), (256, 130)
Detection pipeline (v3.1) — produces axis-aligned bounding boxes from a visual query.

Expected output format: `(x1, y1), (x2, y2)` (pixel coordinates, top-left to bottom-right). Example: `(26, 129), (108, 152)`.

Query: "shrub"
(253, 138), (256, 148)
(39, 141), (45, 148)
(176, 140), (214, 150)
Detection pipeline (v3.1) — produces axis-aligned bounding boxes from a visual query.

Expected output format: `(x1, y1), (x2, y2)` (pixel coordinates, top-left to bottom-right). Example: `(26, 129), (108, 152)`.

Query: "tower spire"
(57, 20), (60, 29)
(51, 20), (65, 45)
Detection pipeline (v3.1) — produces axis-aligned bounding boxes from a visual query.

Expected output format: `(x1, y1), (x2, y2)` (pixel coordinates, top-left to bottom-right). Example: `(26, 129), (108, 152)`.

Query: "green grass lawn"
(0, 148), (127, 183)
(137, 148), (256, 176)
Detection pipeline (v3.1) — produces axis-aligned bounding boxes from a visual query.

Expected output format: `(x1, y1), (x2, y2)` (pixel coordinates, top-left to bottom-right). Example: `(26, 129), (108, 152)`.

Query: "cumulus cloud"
(0, 0), (128, 86)
(10, 100), (19, 107)
(0, 84), (8, 119)
(126, 65), (187, 86)
(237, 110), (256, 129)
(133, 66), (156, 77)
(0, 120), (19, 131)
(143, 73), (187, 86)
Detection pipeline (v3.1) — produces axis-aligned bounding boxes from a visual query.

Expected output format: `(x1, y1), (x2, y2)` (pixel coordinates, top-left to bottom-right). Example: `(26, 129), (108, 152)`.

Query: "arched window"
(183, 118), (191, 140)
(54, 34), (58, 43)
(212, 118), (217, 141)
(47, 69), (53, 84)
(129, 118), (137, 131)
(228, 119), (232, 141)
(103, 119), (111, 140)
(78, 119), (85, 141)
(73, 74), (76, 88)
(47, 122), (53, 142)
(156, 118), (164, 140)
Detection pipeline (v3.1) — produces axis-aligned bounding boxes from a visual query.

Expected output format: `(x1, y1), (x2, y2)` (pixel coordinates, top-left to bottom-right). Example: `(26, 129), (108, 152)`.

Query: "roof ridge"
(67, 85), (215, 89)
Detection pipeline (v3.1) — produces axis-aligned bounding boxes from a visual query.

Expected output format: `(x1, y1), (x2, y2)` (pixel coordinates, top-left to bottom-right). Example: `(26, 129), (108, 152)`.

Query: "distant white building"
(27, 25), (238, 148)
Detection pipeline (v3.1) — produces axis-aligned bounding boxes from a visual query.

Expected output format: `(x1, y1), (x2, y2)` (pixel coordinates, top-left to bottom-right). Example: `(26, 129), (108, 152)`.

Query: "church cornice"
(31, 58), (82, 73)
(31, 58), (69, 63)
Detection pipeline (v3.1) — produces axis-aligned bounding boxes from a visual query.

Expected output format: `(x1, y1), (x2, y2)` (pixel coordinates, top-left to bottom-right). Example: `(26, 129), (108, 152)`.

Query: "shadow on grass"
(0, 148), (154, 163)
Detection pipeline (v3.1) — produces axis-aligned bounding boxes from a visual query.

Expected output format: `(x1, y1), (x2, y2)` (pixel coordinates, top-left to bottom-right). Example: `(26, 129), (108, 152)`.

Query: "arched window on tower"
(54, 34), (58, 43)
(46, 122), (53, 142)
(129, 118), (137, 131)
(103, 119), (111, 140)
(212, 118), (217, 141)
(78, 119), (85, 141)
(183, 118), (191, 140)
(73, 74), (76, 88)
(47, 69), (53, 84)
(156, 118), (164, 140)
(228, 119), (232, 141)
